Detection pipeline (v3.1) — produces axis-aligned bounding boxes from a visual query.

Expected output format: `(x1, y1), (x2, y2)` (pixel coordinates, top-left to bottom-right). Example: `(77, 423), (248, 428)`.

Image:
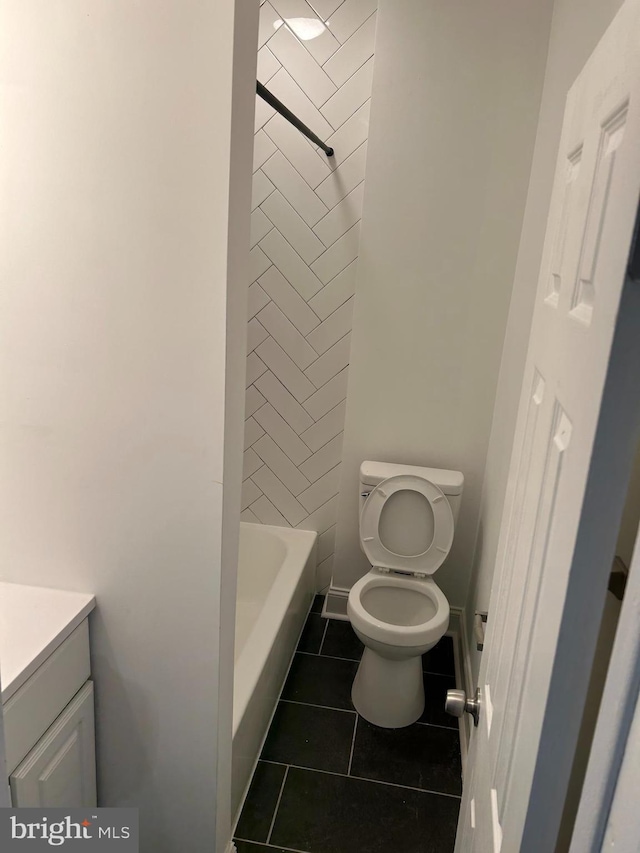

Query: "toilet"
(347, 461), (464, 728)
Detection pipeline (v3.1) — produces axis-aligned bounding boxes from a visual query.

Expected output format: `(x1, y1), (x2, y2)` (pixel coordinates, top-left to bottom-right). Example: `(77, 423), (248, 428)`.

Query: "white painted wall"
(0, 2), (257, 850)
(332, 0), (553, 606)
(0, 674), (7, 808)
(465, 0), (626, 685)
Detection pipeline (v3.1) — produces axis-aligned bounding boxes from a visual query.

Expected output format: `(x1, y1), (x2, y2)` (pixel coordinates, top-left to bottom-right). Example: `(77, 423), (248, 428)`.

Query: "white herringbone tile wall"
(244, 0), (377, 587)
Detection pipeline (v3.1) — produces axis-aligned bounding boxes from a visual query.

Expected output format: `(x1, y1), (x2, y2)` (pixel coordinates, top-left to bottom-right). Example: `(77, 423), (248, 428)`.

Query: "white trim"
(450, 606), (472, 777)
(323, 584), (350, 620)
(569, 510), (640, 851)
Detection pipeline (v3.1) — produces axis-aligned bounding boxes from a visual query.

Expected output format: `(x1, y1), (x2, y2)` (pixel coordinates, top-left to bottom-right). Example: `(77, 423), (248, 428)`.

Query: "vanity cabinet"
(3, 617), (97, 808)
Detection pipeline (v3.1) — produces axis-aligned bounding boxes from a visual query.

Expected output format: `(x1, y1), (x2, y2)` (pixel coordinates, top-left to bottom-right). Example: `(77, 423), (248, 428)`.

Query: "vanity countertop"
(0, 582), (95, 703)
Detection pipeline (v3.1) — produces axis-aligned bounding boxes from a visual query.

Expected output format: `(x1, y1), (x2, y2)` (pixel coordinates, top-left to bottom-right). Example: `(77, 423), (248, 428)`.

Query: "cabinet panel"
(4, 620), (91, 775)
(10, 681), (97, 808)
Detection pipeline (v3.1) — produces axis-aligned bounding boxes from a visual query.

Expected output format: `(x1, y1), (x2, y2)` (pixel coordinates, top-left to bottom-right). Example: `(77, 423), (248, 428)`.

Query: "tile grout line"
(266, 764), (289, 846)
(235, 836), (308, 853)
(280, 697), (356, 714)
(346, 714), (358, 775)
(279, 696), (458, 731)
(261, 118), (331, 194)
(296, 649), (357, 664)
(318, 616), (330, 654)
(259, 759), (462, 800)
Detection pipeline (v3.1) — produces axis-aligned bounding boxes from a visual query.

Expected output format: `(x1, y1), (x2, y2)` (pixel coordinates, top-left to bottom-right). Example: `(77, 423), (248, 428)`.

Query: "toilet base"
(352, 647), (424, 728)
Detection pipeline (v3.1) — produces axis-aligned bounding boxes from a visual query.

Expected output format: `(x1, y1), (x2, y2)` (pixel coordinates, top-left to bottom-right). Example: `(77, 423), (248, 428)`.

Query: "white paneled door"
(456, 1), (640, 851)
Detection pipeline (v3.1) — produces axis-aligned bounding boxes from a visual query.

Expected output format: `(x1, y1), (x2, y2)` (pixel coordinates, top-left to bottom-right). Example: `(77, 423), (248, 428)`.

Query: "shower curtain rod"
(257, 81), (335, 158)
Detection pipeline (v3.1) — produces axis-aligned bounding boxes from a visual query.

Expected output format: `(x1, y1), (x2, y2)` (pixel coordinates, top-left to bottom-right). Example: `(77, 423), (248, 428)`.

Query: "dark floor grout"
(258, 759), (462, 800)
(235, 837), (308, 853)
(318, 616), (330, 654)
(296, 649), (359, 663)
(277, 696), (456, 732)
(299, 642), (457, 680)
(346, 715), (358, 775)
(266, 765), (289, 846)
(280, 698), (356, 714)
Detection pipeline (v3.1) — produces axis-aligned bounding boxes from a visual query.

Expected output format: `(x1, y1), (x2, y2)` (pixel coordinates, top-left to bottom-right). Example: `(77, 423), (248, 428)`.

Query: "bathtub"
(232, 522), (317, 820)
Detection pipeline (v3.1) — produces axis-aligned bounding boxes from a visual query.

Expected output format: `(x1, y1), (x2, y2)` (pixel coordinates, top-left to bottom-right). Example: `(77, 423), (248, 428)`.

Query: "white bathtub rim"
(233, 522), (317, 735)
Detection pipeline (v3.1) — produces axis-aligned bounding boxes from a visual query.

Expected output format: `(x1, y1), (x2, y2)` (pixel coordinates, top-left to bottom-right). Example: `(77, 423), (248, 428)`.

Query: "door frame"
(568, 238), (640, 851)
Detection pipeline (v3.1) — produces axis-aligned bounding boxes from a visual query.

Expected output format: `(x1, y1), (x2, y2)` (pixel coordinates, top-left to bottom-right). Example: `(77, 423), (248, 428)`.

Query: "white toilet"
(347, 461), (464, 728)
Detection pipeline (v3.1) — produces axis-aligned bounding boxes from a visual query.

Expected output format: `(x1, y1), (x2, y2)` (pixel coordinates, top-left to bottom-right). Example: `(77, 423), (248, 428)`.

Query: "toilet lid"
(360, 474), (454, 575)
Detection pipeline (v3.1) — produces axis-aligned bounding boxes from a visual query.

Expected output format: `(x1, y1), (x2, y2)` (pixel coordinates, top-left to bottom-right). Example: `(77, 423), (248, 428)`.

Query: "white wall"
(0, 2), (257, 850)
(465, 0), (626, 684)
(0, 678), (7, 807)
(332, 0), (553, 606)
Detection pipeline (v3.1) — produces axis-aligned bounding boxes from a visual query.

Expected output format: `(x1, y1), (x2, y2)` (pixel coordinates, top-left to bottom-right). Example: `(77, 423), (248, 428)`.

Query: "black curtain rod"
(257, 81), (334, 158)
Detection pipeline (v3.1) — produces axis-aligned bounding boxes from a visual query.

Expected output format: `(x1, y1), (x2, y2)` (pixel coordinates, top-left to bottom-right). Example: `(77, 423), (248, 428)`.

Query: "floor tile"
(320, 620), (363, 661)
(422, 636), (455, 676)
(261, 702), (356, 773)
(235, 761), (287, 843)
(234, 842), (292, 853)
(281, 653), (358, 710)
(419, 673), (458, 729)
(270, 767), (459, 853)
(350, 717), (462, 796)
(297, 613), (326, 653)
(310, 594), (325, 613)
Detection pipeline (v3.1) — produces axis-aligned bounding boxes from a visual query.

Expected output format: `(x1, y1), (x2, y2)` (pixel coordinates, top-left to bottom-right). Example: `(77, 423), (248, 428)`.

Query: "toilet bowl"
(348, 569), (450, 727)
(347, 461), (463, 728)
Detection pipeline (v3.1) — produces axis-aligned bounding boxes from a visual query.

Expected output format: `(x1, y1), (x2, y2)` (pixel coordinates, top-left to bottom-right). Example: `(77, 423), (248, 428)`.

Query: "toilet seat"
(360, 474), (454, 575)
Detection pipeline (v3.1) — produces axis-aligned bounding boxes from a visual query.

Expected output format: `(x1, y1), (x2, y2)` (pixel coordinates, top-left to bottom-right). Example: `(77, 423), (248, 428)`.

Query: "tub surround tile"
(296, 494), (339, 536)
(257, 46), (281, 84)
(258, 2), (282, 49)
(269, 767), (459, 853)
(262, 702), (356, 773)
(251, 208), (274, 248)
(246, 0), (380, 565)
(320, 619), (363, 661)
(323, 13), (377, 88)
(253, 130), (277, 173)
(263, 113), (332, 189)
(422, 636), (456, 677)
(350, 717), (463, 796)
(297, 613), (326, 653)
(307, 0), (343, 18)
(299, 400), (347, 451)
(282, 652), (358, 710)
(266, 69), (333, 140)
(255, 93), (276, 132)
(235, 760), (287, 843)
(326, 0), (377, 44)
(320, 58), (374, 130)
(419, 673), (458, 729)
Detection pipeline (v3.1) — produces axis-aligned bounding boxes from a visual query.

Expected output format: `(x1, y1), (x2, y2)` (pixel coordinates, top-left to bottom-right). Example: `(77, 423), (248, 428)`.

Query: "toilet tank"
(359, 461), (464, 522)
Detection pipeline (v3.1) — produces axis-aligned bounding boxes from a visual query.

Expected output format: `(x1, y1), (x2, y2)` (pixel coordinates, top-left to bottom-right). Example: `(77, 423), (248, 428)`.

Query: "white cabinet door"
(10, 681), (97, 808)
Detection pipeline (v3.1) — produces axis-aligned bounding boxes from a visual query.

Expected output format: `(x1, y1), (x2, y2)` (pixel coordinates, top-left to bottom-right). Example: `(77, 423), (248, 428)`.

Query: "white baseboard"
(323, 584), (350, 620)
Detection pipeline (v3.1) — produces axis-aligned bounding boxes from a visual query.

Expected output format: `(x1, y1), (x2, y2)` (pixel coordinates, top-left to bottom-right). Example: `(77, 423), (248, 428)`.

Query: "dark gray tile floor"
(234, 594), (462, 853)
